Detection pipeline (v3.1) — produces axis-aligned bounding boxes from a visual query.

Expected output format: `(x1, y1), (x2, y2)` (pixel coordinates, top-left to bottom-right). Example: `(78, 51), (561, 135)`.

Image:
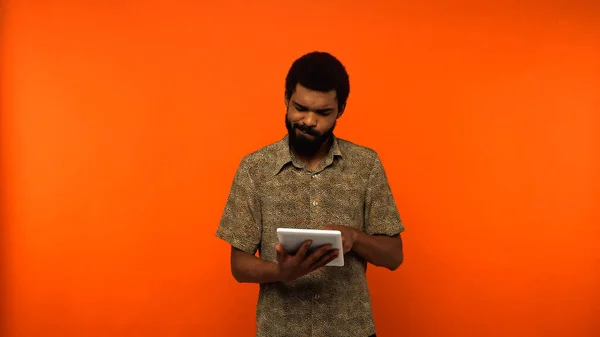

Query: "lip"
(298, 129), (315, 137)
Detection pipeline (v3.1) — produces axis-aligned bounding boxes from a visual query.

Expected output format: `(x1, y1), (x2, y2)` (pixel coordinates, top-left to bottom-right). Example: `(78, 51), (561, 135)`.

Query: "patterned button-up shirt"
(216, 134), (404, 337)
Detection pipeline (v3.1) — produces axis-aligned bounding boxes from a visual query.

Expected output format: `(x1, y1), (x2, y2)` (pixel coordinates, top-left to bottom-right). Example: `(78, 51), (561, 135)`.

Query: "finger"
(276, 244), (284, 262)
(312, 249), (339, 269)
(339, 233), (347, 248)
(343, 242), (352, 254)
(311, 249), (339, 270)
(322, 250), (340, 266)
(295, 240), (312, 259)
(310, 248), (334, 269)
(302, 244), (332, 268)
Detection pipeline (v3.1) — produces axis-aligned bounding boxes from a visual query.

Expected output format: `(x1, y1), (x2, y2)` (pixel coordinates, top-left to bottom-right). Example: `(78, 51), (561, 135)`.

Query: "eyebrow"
(292, 100), (334, 113)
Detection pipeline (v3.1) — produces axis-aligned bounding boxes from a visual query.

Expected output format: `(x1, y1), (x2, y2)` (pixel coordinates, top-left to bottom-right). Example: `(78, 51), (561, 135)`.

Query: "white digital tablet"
(276, 228), (344, 267)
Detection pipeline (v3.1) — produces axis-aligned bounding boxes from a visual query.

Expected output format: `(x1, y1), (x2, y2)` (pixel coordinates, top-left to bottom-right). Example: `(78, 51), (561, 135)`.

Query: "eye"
(316, 109), (332, 116)
(293, 103), (308, 112)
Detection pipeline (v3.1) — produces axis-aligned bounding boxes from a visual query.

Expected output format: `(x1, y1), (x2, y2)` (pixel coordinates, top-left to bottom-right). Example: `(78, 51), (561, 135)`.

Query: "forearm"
(231, 248), (283, 284)
(351, 231), (403, 271)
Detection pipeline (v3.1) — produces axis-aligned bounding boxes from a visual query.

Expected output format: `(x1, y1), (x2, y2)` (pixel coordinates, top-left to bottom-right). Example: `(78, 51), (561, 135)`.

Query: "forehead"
(291, 84), (337, 109)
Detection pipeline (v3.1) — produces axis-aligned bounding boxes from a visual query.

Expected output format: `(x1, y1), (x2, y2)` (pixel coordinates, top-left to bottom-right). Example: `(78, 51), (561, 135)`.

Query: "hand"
(325, 225), (359, 254)
(275, 240), (339, 282)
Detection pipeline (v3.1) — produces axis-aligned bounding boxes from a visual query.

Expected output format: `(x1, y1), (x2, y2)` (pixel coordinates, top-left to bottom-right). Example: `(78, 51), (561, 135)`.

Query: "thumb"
(276, 244), (284, 261)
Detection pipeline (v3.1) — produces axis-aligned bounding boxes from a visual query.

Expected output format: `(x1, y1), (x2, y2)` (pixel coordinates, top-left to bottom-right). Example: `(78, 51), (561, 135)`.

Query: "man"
(215, 51), (405, 337)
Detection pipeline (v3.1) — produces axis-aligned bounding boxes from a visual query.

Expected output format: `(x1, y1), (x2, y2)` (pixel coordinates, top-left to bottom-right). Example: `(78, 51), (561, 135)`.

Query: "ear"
(337, 105), (346, 119)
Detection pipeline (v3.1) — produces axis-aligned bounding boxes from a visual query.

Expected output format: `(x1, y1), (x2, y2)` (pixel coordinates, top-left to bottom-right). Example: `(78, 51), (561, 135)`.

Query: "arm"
(352, 232), (403, 271)
(230, 247), (283, 284)
(355, 152), (405, 270)
(215, 158), (269, 282)
(231, 241), (339, 284)
(326, 225), (404, 271)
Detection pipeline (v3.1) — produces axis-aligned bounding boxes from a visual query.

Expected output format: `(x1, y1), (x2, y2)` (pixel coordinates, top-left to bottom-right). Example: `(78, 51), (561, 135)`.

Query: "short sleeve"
(364, 154), (405, 236)
(215, 158), (262, 254)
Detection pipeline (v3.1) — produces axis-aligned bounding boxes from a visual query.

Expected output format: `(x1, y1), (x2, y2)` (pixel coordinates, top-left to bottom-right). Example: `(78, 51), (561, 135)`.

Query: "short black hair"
(285, 51), (350, 112)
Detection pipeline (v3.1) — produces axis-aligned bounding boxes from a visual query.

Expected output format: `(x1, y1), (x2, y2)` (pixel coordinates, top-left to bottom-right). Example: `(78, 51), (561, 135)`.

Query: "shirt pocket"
(320, 184), (365, 230)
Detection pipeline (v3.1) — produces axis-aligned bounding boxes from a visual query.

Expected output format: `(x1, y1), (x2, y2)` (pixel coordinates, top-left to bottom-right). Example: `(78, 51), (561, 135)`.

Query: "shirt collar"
(273, 134), (343, 176)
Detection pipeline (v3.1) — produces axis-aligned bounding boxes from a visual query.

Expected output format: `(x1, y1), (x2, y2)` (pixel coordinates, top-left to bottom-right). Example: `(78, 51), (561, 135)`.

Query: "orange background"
(1, 1), (599, 336)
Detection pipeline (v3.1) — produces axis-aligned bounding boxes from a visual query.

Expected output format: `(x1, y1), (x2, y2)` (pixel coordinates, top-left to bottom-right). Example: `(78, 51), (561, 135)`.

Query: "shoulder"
(236, 137), (288, 176)
(335, 137), (388, 178)
(336, 137), (380, 162)
(242, 138), (284, 163)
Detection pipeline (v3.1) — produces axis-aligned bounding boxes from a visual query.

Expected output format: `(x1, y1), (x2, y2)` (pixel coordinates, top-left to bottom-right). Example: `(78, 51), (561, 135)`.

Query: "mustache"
(294, 123), (319, 136)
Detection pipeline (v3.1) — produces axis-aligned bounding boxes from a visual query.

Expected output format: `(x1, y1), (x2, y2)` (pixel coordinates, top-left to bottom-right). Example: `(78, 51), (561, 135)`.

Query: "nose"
(303, 112), (317, 128)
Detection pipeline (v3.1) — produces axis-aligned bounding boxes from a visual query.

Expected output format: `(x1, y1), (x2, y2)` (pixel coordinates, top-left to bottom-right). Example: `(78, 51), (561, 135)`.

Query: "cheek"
(318, 117), (336, 130)
(286, 109), (302, 121)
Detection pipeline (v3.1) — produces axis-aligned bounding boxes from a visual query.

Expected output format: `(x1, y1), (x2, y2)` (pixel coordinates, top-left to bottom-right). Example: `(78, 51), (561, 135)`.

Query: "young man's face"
(285, 84), (341, 155)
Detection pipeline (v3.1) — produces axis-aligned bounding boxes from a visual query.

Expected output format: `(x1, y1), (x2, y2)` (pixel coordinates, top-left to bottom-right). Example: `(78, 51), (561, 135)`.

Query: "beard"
(285, 114), (336, 157)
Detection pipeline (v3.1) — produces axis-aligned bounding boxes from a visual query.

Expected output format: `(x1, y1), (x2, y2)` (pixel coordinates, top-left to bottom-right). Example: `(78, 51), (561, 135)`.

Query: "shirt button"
(314, 294), (320, 300)
(312, 200), (318, 206)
